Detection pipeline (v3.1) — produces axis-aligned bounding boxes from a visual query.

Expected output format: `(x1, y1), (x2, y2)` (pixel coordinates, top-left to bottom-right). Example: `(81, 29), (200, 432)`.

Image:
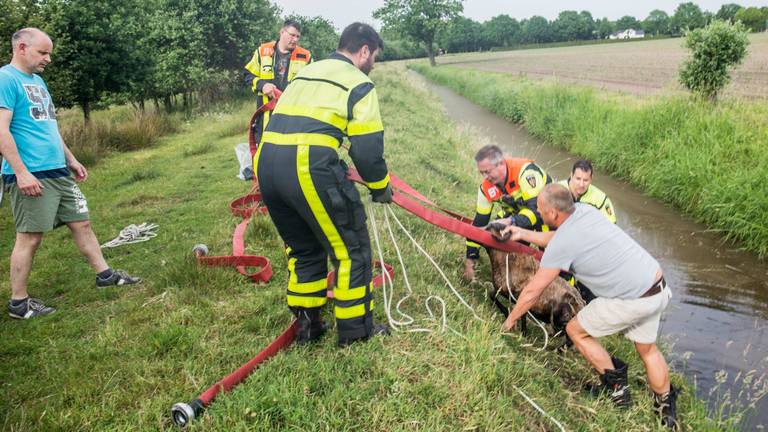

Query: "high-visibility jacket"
(257, 52), (389, 192)
(255, 52), (388, 341)
(244, 41), (312, 103)
(558, 179), (617, 223)
(245, 41), (312, 157)
(466, 158), (552, 259)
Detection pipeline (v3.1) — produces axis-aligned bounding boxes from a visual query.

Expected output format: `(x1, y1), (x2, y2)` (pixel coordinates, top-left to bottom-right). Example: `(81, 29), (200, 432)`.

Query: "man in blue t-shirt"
(497, 184), (678, 429)
(1, 28), (141, 320)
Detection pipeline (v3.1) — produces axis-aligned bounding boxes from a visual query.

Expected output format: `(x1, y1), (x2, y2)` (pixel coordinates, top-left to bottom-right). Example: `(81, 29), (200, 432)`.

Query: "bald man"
(1, 28), (140, 320)
(499, 184), (678, 429)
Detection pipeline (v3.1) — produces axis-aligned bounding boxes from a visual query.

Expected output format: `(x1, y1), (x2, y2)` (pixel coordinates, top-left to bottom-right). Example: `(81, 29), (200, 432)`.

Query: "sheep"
(486, 246), (585, 333)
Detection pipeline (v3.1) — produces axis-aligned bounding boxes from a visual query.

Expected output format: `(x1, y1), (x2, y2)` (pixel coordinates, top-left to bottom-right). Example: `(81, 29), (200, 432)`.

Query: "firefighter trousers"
(256, 143), (375, 341)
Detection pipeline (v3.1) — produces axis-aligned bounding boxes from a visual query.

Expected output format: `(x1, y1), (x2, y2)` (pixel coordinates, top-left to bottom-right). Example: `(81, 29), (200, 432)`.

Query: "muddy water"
(422, 78), (768, 428)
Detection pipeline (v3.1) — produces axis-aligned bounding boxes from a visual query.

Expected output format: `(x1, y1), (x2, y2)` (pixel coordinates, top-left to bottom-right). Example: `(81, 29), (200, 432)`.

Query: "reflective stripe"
(466, 240), (481, 248)
(519, 208), (537, 225)
(476, 189), (493, 214)
(288, 278), (327, 294)
(347, 120), (384, 136)
(262, 131), (340, 148)
(334, 284), (368, 302)
(295, 146), (351, 291)
(334, 300), (374, 319)
(366, 173), (390, 190)
(276, 105), (348, 131)
(287, 295), (327, 308)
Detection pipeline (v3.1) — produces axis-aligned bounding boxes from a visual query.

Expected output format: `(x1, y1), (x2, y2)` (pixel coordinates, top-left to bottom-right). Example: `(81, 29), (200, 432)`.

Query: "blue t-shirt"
(0, 64), (65, 174)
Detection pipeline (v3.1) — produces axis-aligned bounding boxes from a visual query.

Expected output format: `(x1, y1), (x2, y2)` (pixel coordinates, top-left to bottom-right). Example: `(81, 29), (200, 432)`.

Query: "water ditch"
(417, 74), (768, 429)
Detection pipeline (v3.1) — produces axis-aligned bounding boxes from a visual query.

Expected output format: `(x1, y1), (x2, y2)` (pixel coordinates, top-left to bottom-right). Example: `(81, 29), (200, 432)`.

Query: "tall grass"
(58, 108), (181, 166)
(410, 63), (768, 257)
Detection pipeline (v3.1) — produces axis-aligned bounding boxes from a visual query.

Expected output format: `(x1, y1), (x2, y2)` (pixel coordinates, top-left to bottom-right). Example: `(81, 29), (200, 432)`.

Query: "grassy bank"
(0, 63), (731, 431)
(410, 62), (768, 258)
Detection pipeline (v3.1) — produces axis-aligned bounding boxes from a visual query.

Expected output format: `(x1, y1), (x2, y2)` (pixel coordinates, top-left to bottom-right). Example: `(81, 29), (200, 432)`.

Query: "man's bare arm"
(0, 108), (43, 196)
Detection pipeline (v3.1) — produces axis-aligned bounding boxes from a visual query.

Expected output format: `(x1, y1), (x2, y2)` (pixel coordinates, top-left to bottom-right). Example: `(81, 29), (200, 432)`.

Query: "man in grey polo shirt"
(498, 183), (678, 429)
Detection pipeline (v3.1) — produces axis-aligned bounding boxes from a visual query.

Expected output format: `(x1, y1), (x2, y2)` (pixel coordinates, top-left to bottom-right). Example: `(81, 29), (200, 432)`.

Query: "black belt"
(640, 276), (666, 298)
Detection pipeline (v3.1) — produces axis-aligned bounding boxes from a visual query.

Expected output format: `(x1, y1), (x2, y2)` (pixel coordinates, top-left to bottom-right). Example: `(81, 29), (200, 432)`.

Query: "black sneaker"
(8, 298), (56, 319)
(96, 269), (142, 287)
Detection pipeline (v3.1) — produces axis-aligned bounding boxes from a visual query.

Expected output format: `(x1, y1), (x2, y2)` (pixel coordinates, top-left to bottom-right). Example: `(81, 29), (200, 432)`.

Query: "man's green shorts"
(4, 174), (90, 233)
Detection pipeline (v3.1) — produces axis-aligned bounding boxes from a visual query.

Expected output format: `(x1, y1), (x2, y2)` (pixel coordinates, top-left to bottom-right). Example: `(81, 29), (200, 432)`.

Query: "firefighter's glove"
(371, 185), (393, 204)
(485, 219), (512, 241)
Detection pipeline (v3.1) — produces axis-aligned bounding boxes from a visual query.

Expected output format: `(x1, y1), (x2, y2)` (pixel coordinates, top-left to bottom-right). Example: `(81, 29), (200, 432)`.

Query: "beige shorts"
(576, 285), (672, 344)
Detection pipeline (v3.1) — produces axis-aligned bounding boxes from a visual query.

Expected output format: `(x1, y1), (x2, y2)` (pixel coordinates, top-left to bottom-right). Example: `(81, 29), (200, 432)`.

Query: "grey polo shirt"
(541, 204), (660, 299)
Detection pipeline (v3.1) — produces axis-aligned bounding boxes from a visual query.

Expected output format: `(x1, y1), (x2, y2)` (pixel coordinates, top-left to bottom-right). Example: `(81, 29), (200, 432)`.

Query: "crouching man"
(500, 183), (678, 429)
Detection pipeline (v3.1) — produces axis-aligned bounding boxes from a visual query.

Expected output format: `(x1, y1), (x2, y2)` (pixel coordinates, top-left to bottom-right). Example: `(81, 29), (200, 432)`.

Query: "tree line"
(377, 1), (767, 63)
(0, 0), (338, 122)
(2, 0), (765, 119)
(436, 2), (767, 54)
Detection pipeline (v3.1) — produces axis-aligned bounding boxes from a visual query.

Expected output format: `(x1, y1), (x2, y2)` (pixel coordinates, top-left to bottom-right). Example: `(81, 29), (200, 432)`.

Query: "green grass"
(0, 63), (734, 431)
(410, 62), (768, 258)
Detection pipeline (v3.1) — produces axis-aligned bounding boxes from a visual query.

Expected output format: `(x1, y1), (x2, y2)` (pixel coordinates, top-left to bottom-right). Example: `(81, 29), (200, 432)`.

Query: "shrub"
(679, 20), (749, 101)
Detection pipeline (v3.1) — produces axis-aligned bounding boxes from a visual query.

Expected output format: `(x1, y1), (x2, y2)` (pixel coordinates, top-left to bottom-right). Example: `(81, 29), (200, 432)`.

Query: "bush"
(679, 20), (749, 101)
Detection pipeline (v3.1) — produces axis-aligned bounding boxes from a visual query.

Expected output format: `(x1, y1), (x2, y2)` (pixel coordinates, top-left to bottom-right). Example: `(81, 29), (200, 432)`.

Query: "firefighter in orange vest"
(244, 19), (312, 150)
(463, 144), (553, 281)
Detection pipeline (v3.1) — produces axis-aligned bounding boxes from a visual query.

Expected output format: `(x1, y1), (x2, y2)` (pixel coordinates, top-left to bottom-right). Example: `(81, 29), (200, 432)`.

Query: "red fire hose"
(171, 117), (541, 427)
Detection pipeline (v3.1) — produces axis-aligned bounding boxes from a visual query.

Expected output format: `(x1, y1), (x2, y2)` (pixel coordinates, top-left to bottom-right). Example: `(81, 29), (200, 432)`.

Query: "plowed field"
(437, 33), (768, 98)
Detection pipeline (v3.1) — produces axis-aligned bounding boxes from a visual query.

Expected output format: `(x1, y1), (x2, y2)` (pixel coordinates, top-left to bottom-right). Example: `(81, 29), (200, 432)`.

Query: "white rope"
(512, 385), (567, 432)
(366, 202), (475, 337)
(504, 253), (549, 351)
(386, 205), (485, 323)
(100, 223), (159, 248)
(370, 203), (564, 430)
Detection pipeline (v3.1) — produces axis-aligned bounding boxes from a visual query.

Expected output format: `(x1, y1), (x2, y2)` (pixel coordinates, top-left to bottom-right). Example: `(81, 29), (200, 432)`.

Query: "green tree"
(0, 0), (42, 63)
(482, 14), (520, 48)
(579, 11), (597, 39)
(41, 0), (144, 122)
(643, 9), (670, 35)
(285, 15), (338, 60)
(595, 17), (615, 39)
(671, 2), (707, 34)
(553, 10), (594, 41)
(615, 15), (640, 31)
(374, 0), (463, 66)
(715, 3), (742, 22)
(734, 7), (768, 32)
(679, 20), (749, 101)
(520, 16), (551, 44)
(438, 16), (483, 53)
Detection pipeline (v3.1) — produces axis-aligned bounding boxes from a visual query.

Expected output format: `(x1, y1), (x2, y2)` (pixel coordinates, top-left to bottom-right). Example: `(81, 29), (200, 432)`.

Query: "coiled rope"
(100, 223), (159, 248)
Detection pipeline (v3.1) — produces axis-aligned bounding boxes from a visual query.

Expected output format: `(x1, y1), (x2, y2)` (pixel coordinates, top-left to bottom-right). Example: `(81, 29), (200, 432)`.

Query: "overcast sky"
(274, 0), (768, 30)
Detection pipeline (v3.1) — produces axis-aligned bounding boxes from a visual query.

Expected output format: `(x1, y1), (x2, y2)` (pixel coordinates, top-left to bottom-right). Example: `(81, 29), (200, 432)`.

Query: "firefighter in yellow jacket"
(558, 159), (616, 224)
(255, 23), (391, 347)
(244, 20), (312, 149)
(463, 145), (553, 281)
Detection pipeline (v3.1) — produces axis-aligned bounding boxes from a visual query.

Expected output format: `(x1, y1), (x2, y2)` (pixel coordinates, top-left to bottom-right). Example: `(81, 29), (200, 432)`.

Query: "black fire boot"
(290, 307), (328, 345)
(338, 322), (390, 347)
(585, 357), (632, 408)
(654, 385), (679, 429)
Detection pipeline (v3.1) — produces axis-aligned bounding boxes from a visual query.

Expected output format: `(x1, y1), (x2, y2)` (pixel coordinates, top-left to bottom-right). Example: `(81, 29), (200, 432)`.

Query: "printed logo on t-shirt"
(22, 84), (56, 121)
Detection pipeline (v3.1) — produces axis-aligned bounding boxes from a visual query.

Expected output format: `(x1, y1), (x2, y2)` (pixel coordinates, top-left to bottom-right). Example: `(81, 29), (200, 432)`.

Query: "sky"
(274, 0), (768, 30)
